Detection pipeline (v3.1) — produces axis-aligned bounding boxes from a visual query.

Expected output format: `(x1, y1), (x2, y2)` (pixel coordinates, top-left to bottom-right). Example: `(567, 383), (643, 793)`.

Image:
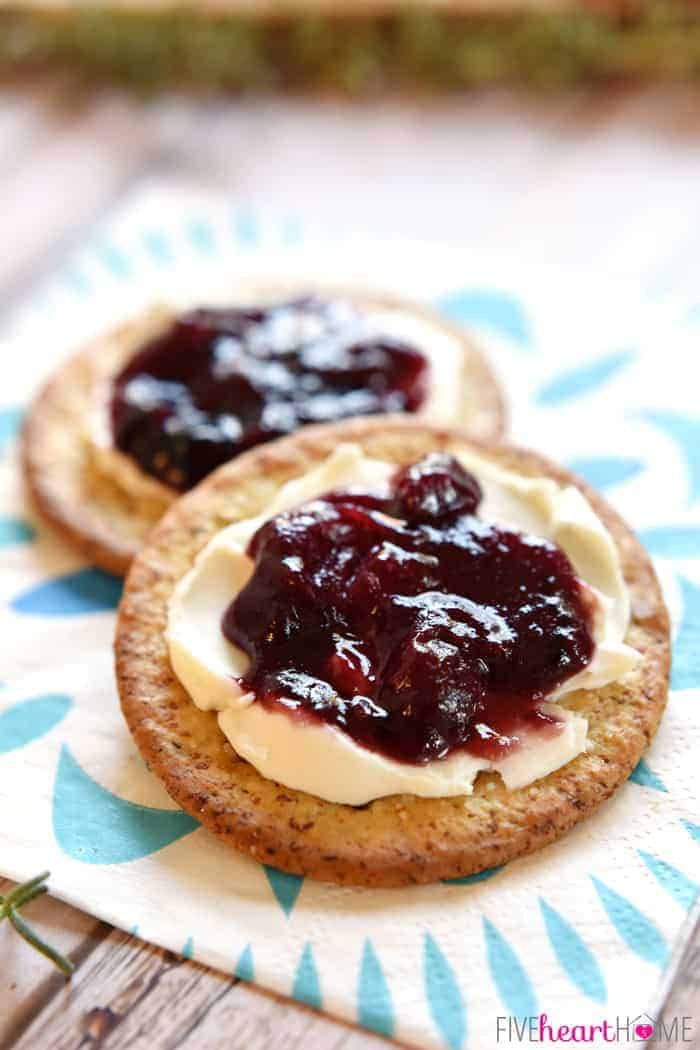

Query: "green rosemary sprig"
(0, 871), (74, 977)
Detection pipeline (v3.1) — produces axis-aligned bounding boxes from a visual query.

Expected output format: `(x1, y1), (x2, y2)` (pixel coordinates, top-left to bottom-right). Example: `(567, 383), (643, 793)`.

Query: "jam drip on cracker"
(222, 454), (595, 765)
(111, 299), (429, 491)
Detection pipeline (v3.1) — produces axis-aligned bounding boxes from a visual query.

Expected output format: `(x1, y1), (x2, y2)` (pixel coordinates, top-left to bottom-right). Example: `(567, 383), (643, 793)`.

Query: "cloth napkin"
(1, 188), (698, 1050)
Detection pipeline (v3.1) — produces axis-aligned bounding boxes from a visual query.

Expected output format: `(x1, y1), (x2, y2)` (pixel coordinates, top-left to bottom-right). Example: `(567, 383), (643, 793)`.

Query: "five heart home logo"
(496, 1010), (695, 1043)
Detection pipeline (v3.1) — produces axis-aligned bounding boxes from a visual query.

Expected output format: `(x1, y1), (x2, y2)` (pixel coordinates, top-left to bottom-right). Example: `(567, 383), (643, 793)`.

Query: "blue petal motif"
(187, 220), (216, 256)
(539, 899), (607, 1004)
(97, 241), (130, 280)
(11, 568), (122, 615)
(444, 865), (505, 885)
(53, 744), (200, 864)
(282, 216), (303, 245)
(637, 526), (700, 559)
(0, 693), (71, 755)
(567, 457), (644, 491)
(357, 938), (395, 1038)
(143, 229), (173, 266)
(483, 917), (537, 1018)
(263, 865), (303, 917)
(292, 943), (322, 1010)
(423, 932), (466, 1050)
(642, 412), (700, 504)
(437, 289), (531, 348)
(591, 877), (668, 967)
(234, 943), (254, 982)
(638, 852), (698, 910)
(182, 936), (194, 960)
(682, 820), (700, 844)
(0, 516), (36, 547)
(0, 406), (23, 453)
(536, 351), (635, 407)
(628, 759), (668, 793)
(672, 577), (700, 690)
(233, 212), (258, 247)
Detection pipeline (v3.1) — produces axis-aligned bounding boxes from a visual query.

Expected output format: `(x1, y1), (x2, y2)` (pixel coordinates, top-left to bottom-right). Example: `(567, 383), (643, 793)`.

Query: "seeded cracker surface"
(22, 287), (506, 575)
(115, 416), (670, 887)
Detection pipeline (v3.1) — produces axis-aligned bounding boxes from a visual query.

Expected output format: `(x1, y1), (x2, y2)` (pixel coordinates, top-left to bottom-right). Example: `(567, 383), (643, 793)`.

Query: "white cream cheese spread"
(167, 443), (640, 805)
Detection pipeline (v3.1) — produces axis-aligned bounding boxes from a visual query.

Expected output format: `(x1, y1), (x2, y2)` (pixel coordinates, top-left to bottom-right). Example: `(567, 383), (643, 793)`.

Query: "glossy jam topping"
(110, 299), (429, 491)
(222, 454), (595, 766)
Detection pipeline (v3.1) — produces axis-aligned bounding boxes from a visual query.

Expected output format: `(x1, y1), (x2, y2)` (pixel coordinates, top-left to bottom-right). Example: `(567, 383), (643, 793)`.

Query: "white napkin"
(1, 189), (697, 1049)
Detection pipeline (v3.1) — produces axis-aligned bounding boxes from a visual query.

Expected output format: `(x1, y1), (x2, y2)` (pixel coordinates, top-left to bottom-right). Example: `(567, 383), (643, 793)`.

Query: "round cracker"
(22, 288), (506, 576)
(115, 416), (670, 887)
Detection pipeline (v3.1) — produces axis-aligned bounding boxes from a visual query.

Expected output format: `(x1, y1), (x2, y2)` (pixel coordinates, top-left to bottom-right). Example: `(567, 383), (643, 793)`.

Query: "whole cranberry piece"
(393, 453), (482, 523)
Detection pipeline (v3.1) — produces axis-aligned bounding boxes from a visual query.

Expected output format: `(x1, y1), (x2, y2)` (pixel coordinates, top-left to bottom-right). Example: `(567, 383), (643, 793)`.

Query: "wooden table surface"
(2, 80), (700, 1050)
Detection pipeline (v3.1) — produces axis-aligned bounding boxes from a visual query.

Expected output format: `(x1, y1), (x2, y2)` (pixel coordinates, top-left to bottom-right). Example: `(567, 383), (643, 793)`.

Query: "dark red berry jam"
(110, 299), (429, 491)
(222, 453), (595, 766)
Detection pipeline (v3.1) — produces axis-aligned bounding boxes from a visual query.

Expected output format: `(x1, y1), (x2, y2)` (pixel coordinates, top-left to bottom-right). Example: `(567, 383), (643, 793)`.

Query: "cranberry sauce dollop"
(110, 299), (429, 491)
(221, 453), (596, 766)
